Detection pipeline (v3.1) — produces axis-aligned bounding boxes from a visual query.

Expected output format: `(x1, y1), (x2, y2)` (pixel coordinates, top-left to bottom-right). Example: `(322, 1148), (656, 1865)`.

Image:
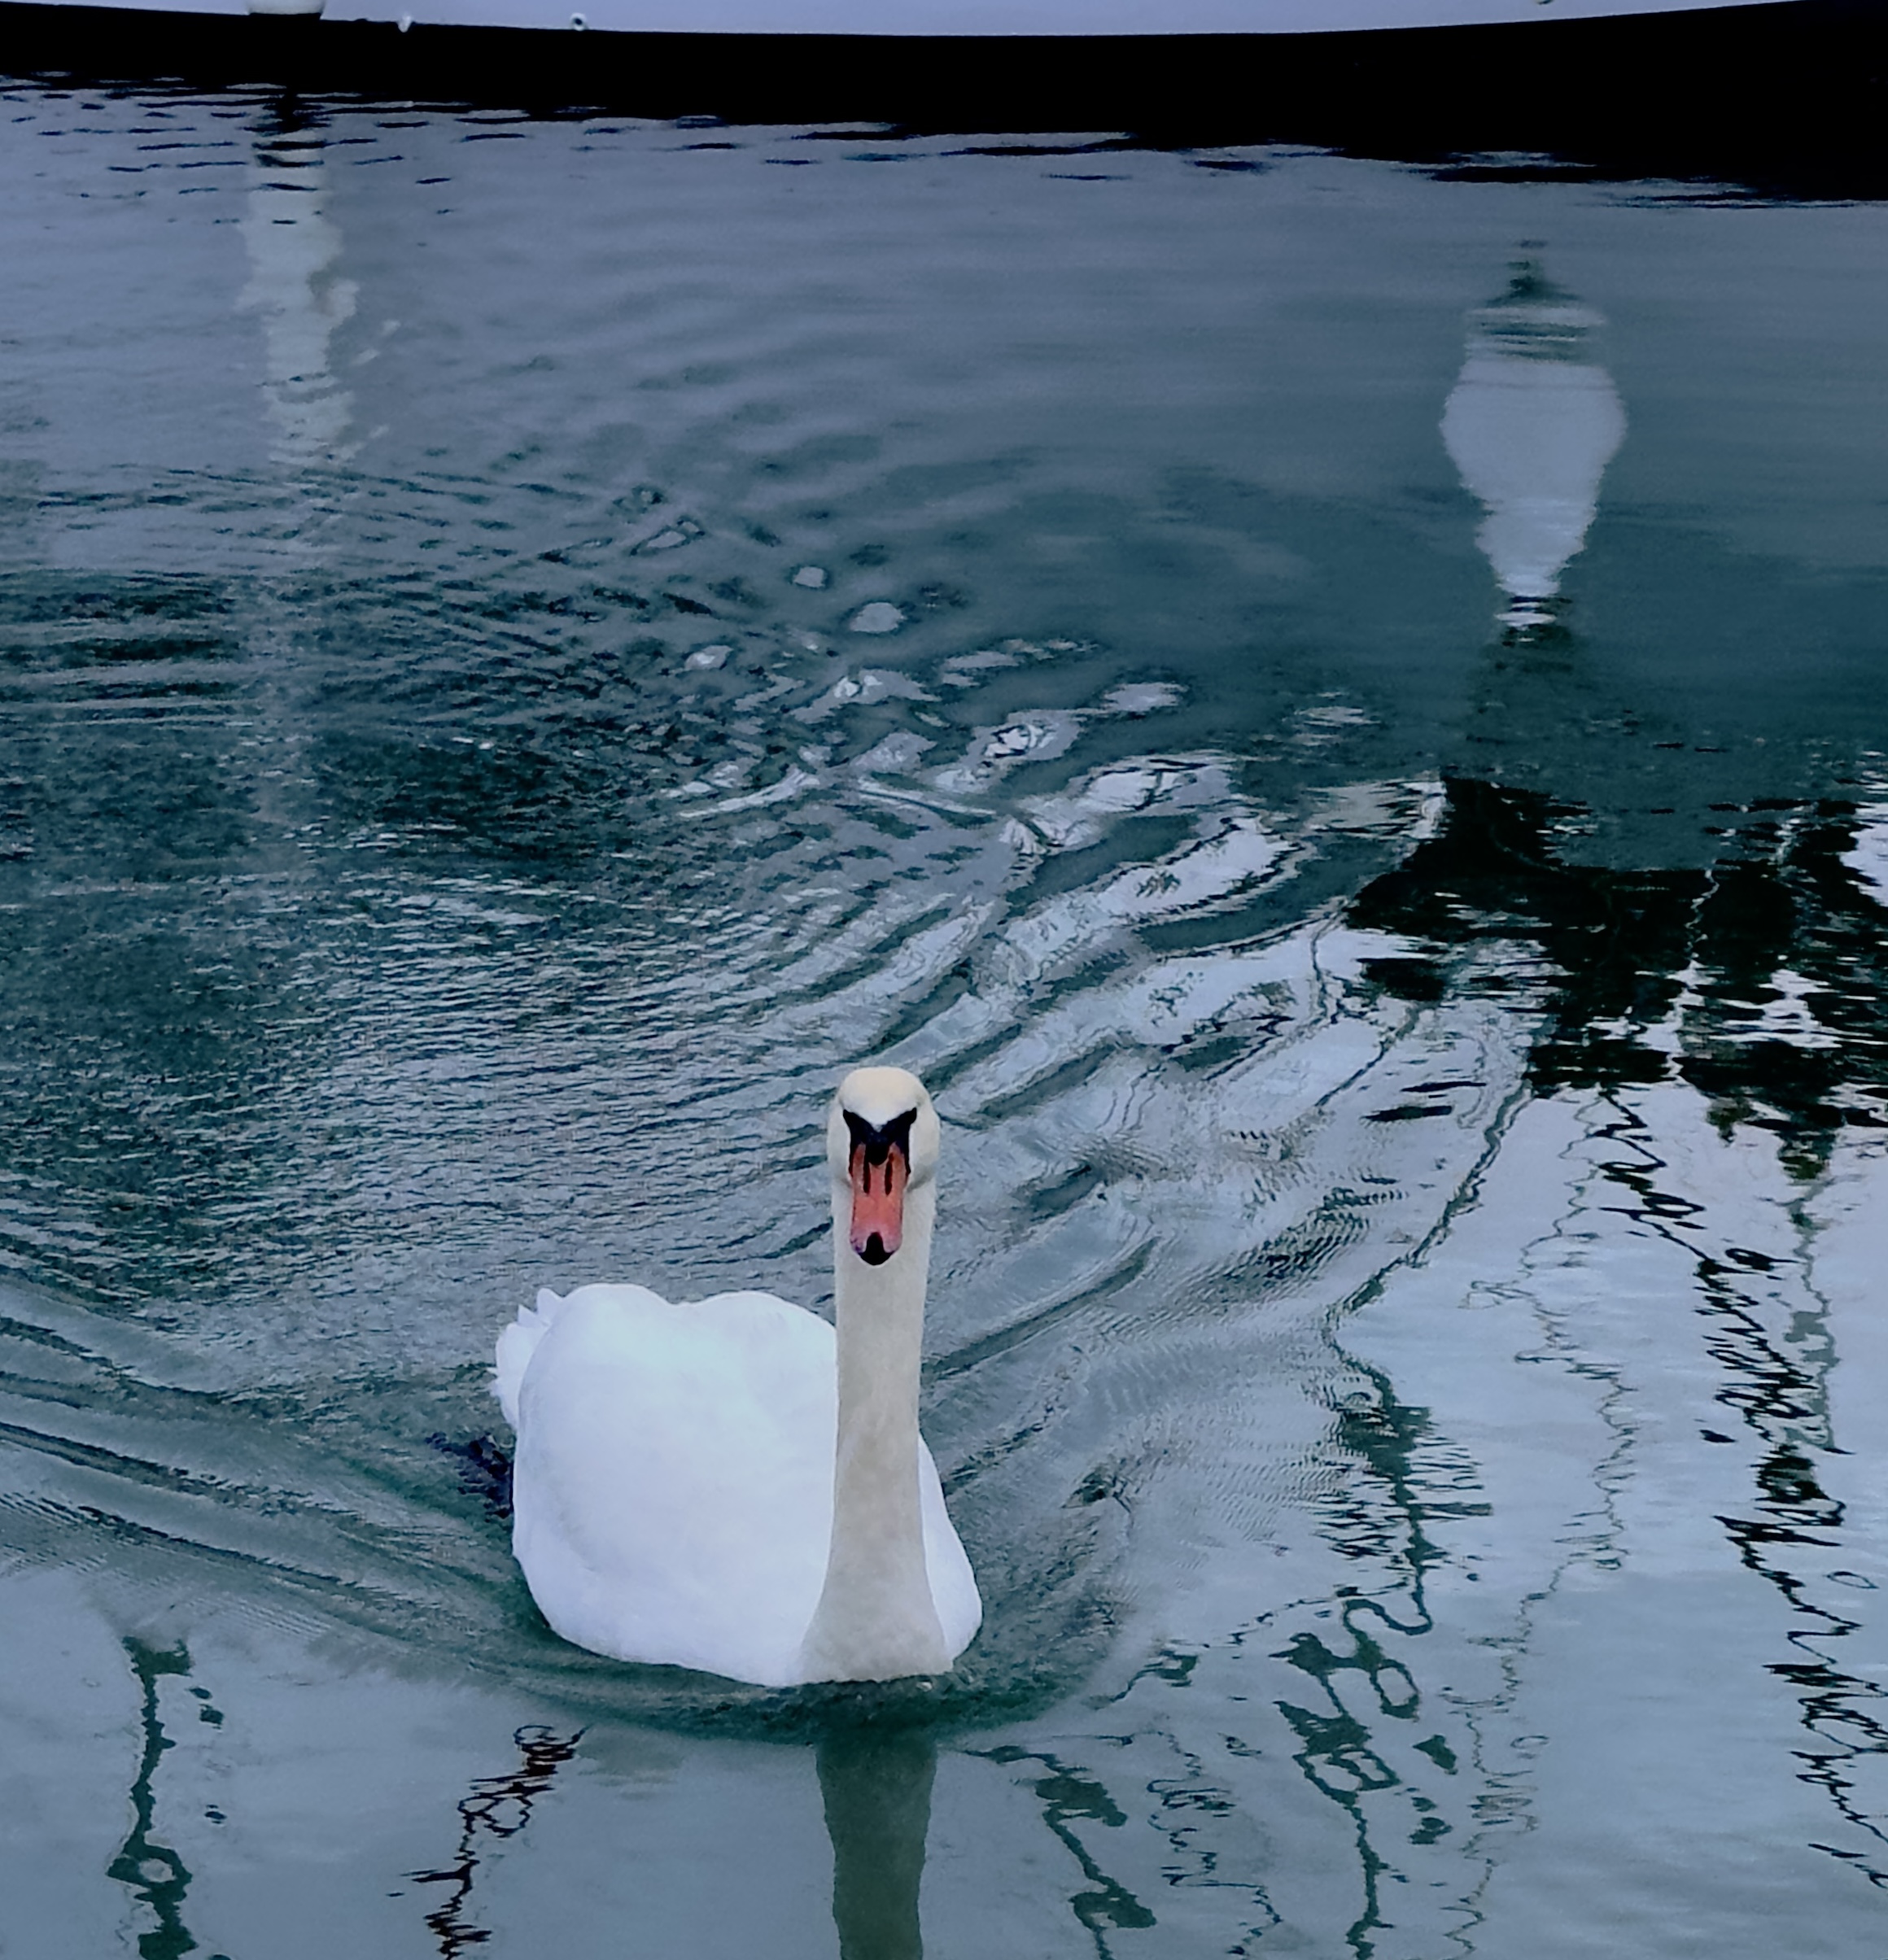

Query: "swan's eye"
(842, 1107), (917, 1167)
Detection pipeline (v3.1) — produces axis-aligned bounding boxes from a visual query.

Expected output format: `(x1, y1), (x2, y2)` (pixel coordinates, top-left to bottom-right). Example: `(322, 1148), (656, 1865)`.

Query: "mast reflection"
(409, 1724), (581, 1958)
(1442, 257), (1627, 635)
(107, 1639), (208, 1960)
(238, 104), (358, 476)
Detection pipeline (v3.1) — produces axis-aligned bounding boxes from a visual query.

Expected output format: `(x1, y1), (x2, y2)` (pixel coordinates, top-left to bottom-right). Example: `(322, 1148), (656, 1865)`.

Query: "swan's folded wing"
(493, 1286), (579, 1430)
(509, 1286), (840, 1686)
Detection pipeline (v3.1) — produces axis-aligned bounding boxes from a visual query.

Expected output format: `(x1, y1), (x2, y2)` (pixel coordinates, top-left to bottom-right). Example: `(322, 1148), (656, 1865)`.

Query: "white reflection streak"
(237, 129), (358, 475)
(1442, 260), (1627, 632)
(1840, 803), (1888, 909)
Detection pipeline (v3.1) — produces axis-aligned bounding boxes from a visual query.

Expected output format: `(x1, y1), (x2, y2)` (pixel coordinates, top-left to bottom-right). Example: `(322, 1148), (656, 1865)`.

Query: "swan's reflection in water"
(405, 1718), (939, 1959)
(819, 1725), (937, 1960)
(1442, 258), (1626, 634)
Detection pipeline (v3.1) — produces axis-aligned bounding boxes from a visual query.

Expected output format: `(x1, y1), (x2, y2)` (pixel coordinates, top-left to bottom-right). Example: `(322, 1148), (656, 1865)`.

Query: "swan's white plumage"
(497, 1281), (980, 1687)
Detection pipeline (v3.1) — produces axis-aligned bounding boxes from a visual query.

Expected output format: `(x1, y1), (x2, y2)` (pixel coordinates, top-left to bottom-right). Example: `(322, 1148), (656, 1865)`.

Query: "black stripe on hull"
(0, 0), (1883, 194)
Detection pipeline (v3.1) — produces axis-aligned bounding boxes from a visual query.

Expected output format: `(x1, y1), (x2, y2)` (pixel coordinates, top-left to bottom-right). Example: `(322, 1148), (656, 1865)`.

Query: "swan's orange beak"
(849, 1143), (907, 1266)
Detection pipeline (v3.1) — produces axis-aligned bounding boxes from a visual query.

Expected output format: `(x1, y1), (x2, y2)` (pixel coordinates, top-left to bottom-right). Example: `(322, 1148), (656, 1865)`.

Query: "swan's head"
(828, 1067), (938, 1268)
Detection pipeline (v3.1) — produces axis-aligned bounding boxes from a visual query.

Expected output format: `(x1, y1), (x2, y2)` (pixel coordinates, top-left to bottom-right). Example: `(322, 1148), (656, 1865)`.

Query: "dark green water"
(2, 79), (1886, 1959)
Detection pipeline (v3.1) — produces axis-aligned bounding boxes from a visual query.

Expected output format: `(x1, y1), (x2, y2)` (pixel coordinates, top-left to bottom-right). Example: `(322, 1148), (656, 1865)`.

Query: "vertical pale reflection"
(237, 113), (357, 474)
(1442, 258), (1626, 633)
(818, 1726), (937, 1960)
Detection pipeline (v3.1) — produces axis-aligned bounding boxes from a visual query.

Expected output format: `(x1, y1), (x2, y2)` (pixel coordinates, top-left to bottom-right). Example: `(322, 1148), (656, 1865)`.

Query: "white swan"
(493, 1066), (981, 1687)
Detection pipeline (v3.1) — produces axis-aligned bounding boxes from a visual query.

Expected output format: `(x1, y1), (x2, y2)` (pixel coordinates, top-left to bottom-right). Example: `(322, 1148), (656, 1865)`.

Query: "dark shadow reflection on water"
(1346, 777), (1888, 1889)
(408, 1713), (948, 1960)
(410, 1724), (583, 1958)
(819, 1722), (938, 1960)
(108, 1637), (230, 1960)
(1585, 1096), (1888, 1890)
(1277, 1374), (1471, 1960)
(973, 1743), (1157, 1957)
(1350, 775), (1888, 1163)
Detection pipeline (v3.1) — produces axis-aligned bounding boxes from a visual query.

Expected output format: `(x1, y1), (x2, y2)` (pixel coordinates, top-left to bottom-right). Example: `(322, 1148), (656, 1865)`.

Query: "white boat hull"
(9, 0), (1807, 37)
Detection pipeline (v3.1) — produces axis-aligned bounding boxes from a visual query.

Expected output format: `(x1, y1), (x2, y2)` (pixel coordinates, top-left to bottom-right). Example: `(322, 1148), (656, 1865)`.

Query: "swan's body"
(495, 1068), (981, 1687)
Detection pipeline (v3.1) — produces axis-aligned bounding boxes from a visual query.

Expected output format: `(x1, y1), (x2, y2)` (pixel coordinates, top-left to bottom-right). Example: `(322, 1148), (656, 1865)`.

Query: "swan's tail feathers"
(492, 1288), (569, 1430)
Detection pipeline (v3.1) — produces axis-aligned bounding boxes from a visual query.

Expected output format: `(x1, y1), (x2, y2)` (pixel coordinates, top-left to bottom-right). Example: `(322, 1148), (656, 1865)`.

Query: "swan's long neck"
(798, 1178), (951, 1683)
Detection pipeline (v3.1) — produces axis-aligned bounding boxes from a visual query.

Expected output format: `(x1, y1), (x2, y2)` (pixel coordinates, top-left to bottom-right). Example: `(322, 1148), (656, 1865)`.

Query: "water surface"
(2, 83), (1887, 1959)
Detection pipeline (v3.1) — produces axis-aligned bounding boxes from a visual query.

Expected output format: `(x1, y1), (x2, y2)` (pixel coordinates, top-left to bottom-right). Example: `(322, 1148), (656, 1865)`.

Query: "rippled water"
(3, 78), (1888, 1958)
